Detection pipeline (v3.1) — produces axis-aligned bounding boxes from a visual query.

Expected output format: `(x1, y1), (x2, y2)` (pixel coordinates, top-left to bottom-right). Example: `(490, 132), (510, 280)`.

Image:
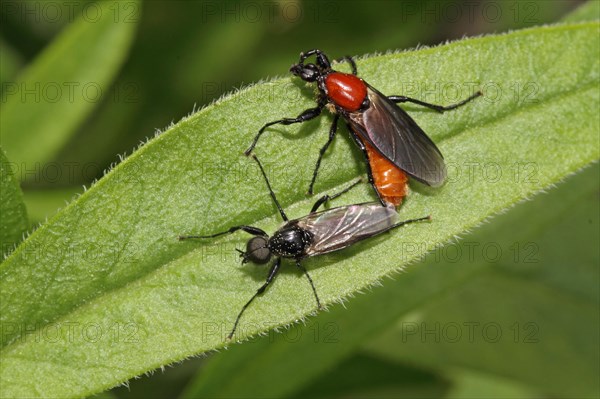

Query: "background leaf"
(0, 21), (598, 398)
(0, 148), (28, 254)
(563, 0), (600, 23)
(0, 0), (140, 178)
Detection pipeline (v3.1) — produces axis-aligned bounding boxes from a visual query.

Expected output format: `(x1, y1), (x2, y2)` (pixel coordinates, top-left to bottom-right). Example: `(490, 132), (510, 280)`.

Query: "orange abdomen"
(364, 142), (408, 207)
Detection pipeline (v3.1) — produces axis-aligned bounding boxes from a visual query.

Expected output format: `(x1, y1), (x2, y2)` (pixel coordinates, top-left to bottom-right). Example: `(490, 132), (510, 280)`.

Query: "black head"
(290, 63), (320, 82)
(289, 49), (331, 83)
(239, 236), (271, 264)
(268, 224), (313, 258)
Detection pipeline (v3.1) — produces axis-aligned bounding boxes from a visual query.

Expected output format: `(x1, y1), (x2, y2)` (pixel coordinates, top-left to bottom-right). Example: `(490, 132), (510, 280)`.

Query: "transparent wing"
(347, 85), (447, 187)
(298, 203), (398, 256)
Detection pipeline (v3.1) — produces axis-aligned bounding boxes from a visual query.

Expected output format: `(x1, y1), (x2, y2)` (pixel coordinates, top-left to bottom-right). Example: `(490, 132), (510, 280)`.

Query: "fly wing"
(347, 85), (446, 187)
(298, 203), (398, 257)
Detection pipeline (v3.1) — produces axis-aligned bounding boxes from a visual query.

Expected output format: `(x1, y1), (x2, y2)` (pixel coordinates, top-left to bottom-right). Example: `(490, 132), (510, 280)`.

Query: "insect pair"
(180, 155), (430, 339)
(181, 50), (480, 339)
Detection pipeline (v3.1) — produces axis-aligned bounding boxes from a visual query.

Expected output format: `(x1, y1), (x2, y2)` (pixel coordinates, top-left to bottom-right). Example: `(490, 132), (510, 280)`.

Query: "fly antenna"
(236, 245), (270, 264)
(251, 154), (288, 222)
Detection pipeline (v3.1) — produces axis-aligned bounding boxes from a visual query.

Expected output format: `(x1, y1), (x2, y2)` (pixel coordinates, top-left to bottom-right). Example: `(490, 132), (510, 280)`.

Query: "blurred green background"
(1, 1), (596, 398)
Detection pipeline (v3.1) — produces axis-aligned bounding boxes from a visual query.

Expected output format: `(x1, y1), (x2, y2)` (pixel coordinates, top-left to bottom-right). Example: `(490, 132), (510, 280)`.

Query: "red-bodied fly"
(245, 49), (482, 207)
(179, 155), (429, 340)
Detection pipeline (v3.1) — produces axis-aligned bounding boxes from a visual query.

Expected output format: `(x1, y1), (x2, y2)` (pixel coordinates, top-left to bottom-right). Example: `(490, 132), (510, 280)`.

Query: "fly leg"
(228, 258), (282, 340)
(334, 55), (357, 75)
(298, 49), (331, 69)
(251, 154), (289, 222)
(245, 102), (325, 155)
(310, 178), (362, 213)
(308, 114), (339, 195)
(387, 91), (482, 113)
(178, 225), (267, 240)
(381, 215), (432, 234)
(296, 260), (322, 309)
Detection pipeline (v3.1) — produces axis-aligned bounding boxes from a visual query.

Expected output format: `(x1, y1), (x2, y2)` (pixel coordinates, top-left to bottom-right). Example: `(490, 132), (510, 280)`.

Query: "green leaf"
(290, 355), (540, 399)
(0, 0), (140, 173)
(0, 37), (23, 86)
(562, 0), (600, 23)
(0, 148), (28, 254)
(295, 353), (451, 399)
(0, 22), (598, 398)
(443, 369), (541, 399)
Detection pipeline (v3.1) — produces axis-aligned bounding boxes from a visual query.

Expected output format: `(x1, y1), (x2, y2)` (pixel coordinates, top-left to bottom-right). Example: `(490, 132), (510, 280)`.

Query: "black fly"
(179, 155), (430, 339)
(245, 49), (481, 206)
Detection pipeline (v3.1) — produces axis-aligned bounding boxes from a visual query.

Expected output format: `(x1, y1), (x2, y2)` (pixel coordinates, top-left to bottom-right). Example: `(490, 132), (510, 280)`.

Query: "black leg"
(178, 225), (267, 241)
(347, 128), (386, 207)
(228, 258), (282, 340)
(244, 105), (324, 155)
(387, 91), (482, 113)
(251, 154), (288, 222)
(299, 49), (331, 69)
(296, 260), (322, 309)
(382, 215), (431, 235)
(307, 114), (340, 195)
(310, 178), (362, 213)
(334, 55), (357, 75)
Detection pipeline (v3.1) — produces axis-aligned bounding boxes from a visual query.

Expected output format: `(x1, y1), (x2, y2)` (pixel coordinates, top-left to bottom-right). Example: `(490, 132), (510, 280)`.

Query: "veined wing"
(298, 203), (398, 256)
(347, 85), (447, 187)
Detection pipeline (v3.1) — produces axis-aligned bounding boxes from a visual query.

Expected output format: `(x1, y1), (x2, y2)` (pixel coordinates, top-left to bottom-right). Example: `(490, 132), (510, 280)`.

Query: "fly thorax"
(324, 72), (367, 112)
(268, 224), (314, 258)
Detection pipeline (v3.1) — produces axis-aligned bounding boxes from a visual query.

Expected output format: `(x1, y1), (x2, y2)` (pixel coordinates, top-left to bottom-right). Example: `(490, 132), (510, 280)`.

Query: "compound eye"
(301, 64), (319, 82)
(245, 236), (271, 264)
(290, 63), (319, 82)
